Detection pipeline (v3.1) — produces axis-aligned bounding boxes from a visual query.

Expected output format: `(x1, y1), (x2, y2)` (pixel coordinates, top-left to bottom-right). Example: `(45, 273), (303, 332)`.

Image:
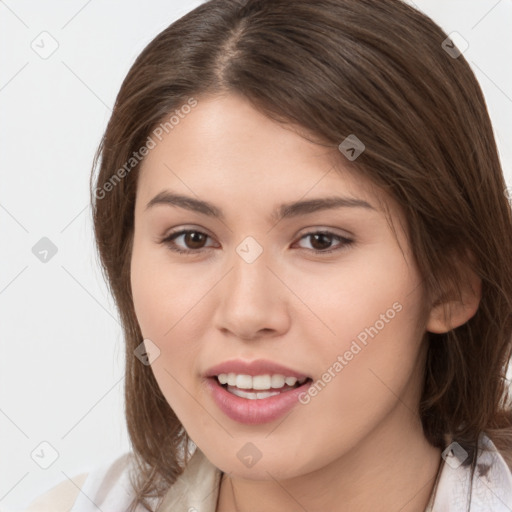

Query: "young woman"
(26, 0), (512, 510)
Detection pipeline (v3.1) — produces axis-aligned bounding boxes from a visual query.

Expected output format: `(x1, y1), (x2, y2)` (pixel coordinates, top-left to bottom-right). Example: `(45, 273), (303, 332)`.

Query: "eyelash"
(159, 229), (354, 255)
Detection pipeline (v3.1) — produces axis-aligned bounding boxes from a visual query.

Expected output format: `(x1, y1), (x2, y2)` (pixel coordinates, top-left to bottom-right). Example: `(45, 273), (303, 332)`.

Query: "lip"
(204, 376), (312, 425)
(204, 358), (310, 379)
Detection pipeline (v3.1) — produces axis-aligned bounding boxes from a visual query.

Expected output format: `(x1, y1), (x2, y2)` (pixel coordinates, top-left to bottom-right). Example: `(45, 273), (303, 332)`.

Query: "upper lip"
(204, 359), (310, 379)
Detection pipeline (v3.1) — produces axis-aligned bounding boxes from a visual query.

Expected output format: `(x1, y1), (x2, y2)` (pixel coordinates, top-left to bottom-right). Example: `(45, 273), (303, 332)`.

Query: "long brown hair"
(90, 0), (512, 509)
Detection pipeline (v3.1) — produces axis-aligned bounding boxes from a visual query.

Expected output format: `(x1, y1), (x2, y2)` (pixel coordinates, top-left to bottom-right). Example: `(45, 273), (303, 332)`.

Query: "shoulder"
(24, 448), (223, 512)
(24, 452), (136, 512)
(25, 473), (88, 512)
(429, 432), (512, 511)
(470, 433), (512, 509)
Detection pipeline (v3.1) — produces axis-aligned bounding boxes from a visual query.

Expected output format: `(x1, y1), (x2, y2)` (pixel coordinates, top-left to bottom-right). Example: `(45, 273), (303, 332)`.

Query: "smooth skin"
(130, 93), (481, 512)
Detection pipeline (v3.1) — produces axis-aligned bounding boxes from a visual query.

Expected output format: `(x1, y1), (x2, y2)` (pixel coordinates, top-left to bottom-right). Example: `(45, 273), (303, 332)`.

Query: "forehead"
(136, 93), (386, 216)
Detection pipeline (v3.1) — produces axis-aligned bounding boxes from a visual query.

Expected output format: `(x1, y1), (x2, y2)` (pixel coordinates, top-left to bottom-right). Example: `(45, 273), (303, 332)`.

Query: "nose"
(213, 244), (291, 341)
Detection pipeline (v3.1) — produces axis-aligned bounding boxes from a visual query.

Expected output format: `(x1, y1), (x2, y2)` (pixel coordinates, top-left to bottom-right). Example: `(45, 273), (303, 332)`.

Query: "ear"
(426, 257), (482, 334)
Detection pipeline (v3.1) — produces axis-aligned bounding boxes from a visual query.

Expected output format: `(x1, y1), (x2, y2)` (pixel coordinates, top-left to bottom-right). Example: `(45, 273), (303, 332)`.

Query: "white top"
(33, 433), (512, 511)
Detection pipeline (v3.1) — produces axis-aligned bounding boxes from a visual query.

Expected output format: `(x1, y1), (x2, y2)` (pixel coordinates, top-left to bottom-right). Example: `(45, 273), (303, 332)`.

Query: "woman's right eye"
(159, 229), (216, 254)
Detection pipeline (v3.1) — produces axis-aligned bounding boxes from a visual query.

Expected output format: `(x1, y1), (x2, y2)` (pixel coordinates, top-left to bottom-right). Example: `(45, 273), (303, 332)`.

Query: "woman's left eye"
(294, 231), (354, 253)
(159, 229), (353, 255)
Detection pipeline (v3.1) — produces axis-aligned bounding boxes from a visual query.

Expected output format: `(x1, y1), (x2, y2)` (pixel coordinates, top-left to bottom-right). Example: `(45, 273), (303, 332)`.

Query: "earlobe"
(426, 267), (482, 334)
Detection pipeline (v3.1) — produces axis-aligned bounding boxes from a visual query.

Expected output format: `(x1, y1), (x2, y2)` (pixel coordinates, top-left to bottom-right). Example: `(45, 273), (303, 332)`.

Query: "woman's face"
(130, 93), (431, 480)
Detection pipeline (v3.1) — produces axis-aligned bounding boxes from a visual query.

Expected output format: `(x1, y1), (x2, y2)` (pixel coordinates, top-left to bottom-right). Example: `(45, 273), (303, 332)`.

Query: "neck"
(217, 407), (442, 512)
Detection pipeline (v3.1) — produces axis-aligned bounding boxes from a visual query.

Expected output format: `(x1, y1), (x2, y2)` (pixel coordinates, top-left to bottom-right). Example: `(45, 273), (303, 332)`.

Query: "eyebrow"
(145, 190), (376, 223)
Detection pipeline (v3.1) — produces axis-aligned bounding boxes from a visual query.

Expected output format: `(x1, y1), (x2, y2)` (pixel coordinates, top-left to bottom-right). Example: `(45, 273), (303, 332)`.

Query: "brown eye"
(182, 231), (207, 249)
(296, 231), (354, 254)
(160, 230), (215, 254)
(309, 233), (334, 251)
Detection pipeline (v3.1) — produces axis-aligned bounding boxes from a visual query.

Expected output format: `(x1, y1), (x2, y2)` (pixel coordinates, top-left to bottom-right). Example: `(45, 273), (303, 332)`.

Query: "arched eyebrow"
(145, 190), (376, 223)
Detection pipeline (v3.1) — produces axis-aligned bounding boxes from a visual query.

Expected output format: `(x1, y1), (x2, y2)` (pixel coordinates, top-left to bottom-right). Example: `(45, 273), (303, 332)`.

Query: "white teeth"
(216, 373), (308, 390)
(229, 388), (281, 400)
(252, 375), (271, 390)
(271, 374), (285, 388)
(235, 374), (253, 389)
(285, 376), (298, 386)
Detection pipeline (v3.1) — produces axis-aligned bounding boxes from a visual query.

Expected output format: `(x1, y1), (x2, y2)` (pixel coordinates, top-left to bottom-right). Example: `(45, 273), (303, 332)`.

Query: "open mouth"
(205, 371), (314, 424)
(213, 374), (313, 400)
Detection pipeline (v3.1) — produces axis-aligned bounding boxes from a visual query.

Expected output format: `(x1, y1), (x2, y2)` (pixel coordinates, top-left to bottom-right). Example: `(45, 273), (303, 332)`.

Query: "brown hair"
(90, 0), (512, 509)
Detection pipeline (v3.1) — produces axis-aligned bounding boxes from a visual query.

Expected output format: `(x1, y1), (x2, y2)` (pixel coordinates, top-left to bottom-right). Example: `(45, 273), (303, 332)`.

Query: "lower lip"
(204, 377), (312, 425)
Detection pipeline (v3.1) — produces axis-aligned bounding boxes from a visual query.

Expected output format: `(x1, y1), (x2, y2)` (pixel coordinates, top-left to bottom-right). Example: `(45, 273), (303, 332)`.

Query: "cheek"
(130, 242), (207, 421)
(131, 270), (167, 338)
(292, 289), (426, 466)
(130, 239), (198, 338)
(303, 263), (426, 419)
(293, 244), (427, 419)
(291, 243), (422, 352)
(130, 239), (209, 376)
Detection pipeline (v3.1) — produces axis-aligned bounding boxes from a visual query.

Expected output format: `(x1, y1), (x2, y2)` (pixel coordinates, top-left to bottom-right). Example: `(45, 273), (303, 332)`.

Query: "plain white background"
(0, 1), (511, 510)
